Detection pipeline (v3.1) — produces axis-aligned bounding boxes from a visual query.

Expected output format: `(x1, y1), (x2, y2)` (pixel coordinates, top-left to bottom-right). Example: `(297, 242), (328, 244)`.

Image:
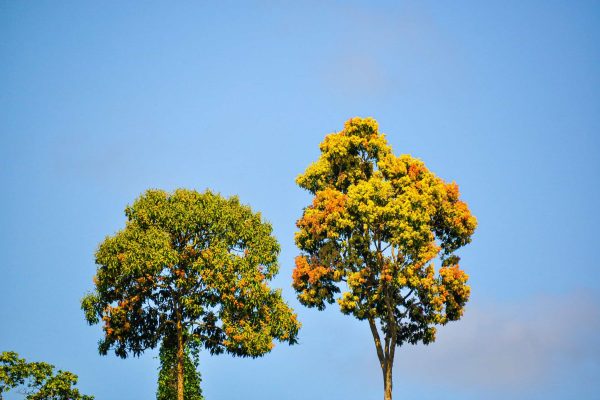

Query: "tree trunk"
(176, 320), (184, 400)
(369, 317), (394, 400)
(383, 362), (393, 400)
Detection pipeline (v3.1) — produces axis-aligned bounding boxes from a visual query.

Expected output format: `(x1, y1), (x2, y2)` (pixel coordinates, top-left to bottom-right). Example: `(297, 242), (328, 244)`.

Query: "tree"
(0, 351), (93, 400)
(156, 339), (203, 400)
(292, 118), (477, 400)
(82, 189), (300, 400)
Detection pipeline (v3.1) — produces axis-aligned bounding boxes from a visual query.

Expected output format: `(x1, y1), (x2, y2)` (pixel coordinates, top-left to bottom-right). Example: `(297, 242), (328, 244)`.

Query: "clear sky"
(1, 1), (599, 399)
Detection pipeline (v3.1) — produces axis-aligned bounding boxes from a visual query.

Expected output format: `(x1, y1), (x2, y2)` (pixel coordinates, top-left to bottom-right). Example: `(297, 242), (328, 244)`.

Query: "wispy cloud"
(396, 290), (600, 391)
(318, 2), (463, 98)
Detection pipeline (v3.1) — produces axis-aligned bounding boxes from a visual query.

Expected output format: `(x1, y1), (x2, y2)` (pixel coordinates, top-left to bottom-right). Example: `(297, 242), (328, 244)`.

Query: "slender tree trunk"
(383, 362), (393, 400)
(176, 319), (184, 400)
(369, 317), (396, 400)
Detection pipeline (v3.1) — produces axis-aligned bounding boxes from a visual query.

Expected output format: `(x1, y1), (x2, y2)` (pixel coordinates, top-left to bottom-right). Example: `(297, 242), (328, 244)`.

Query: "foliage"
(82, 189), (300, 399)
(0, 351), (93, 400)
(292, 117), (477, 398)
(157, 340), (203, 400)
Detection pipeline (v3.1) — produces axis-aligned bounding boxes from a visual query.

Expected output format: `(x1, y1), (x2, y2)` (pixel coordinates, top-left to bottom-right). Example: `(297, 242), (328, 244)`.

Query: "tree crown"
(293, 117), (477, 345)
(0, 351), (93, 400)
(82, 189), (300, 358)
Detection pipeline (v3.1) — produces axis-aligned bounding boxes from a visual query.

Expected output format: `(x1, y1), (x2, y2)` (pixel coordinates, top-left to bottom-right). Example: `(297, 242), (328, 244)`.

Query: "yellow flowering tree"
(292, 118), (477, 400)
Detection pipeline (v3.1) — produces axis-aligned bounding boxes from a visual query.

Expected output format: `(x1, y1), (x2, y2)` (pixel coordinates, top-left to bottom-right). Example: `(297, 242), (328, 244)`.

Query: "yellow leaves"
(343, 116), (379, 138)
(296, 157), (332, 193)
(297, 117), (393, 194)
(337, 291), (359, 314)
(294, 117), (477, 346)
(440, 264), (469, 285)
(420, 265), (435, 291)
(347, 269), (369, 288)
(346, 177), (393, 222)
(378, 153), (407, 178)
(332, 269), (344, 280)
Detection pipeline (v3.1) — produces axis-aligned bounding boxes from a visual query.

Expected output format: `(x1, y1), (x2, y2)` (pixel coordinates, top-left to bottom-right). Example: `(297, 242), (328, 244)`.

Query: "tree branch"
(368, 317), (386, 371)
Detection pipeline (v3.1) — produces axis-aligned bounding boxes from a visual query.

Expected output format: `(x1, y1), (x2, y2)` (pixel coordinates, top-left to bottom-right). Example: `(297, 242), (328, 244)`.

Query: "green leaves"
(82, 188), (300, 359)
(0, 351), (93, 400)
(157, 341), (203, 400)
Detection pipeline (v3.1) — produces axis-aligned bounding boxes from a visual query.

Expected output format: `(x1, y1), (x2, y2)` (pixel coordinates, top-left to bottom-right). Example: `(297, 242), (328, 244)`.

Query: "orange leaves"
(322, 189), (347, 214)
(408, 163), (424, 180)
(174, 269), (186, 279)
(445, 181), (460, 202)
(438, 264), (470, 321)
(433, 179), (478, 254)
(296, 188), (348, 238)
(135, 274), (155, 288)
(380, 264), (393, 284)
(291, 256), (340, 310)
(292, 256), (332, 287)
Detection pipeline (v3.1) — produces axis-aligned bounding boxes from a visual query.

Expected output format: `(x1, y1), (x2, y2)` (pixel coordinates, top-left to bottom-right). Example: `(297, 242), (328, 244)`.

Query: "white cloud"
(395, 290), (600, 390)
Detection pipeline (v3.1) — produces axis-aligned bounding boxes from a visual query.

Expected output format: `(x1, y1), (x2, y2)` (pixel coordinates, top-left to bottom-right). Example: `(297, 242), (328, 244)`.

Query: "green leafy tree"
(157, 339), (203, 400)
(82, 189), (301, 400)
(292, 118), (477, 400)
(0, 351), (93, 400)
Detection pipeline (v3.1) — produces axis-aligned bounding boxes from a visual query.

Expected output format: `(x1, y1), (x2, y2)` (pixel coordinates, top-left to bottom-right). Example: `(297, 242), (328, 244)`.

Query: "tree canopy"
(0, 351), (93, 400)
(292, 117), (477, 400)
(82, 189), (300, 400)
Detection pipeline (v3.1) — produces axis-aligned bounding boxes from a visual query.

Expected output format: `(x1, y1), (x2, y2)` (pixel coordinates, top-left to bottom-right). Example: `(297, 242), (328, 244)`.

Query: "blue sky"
(1, 1), (599, 399)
